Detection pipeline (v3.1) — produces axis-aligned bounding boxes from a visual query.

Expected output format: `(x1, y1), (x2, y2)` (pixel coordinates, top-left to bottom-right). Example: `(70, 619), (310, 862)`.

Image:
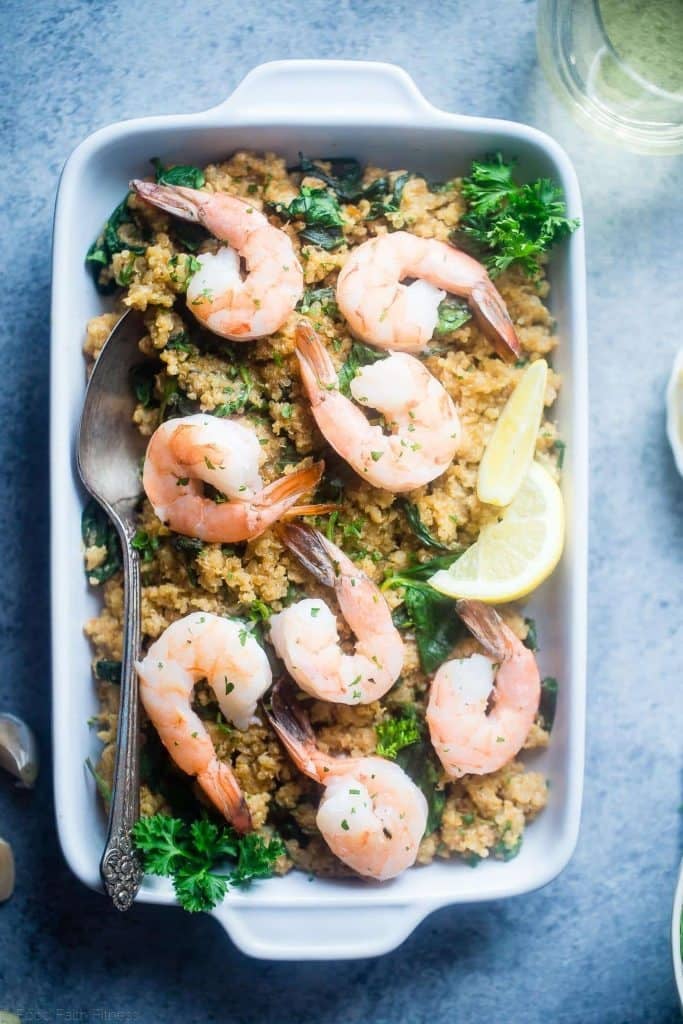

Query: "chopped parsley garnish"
(132, 814), (284, 913)
(131, 529), (160, 563)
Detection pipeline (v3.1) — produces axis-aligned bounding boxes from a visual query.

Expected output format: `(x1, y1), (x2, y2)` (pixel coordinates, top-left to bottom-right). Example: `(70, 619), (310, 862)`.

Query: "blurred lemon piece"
(666, 348), (683, 476)
(429, 460), (564, 603)
(477, 359), (548, 507)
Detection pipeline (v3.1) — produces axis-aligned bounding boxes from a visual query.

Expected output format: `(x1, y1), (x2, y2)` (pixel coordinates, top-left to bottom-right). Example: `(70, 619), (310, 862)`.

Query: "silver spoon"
(77, 309), (148, 910)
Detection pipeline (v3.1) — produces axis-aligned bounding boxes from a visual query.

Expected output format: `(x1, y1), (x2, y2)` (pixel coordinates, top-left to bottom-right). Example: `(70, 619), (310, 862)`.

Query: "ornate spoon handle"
(100, 533), (143, 910)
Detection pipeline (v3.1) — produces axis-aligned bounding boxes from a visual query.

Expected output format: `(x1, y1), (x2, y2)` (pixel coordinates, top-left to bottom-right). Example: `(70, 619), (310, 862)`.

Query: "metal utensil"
(77, 310), (148, 910)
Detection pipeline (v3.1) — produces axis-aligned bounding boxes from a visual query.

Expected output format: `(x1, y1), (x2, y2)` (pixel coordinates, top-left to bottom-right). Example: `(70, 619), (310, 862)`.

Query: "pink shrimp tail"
(130, 179), (205, 224)
(455, 599), (514, 659)
(197, 759), (253, 834)
(264, 677), (334, 782)
(294, 321), (338, 397)
(470, 280), (521, 363)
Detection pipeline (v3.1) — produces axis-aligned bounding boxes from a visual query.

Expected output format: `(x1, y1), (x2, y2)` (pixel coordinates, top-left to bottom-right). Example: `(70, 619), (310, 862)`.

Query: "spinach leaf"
(401, 501), (460, 552)
(81, 500), (122, 584)
(85, 195), (147, 292)
(151, 158), (205, 189)
(299, 225), (345, 250)
(277, 184), (345, 250)
(402, 584), (466, 674)
(383, 551), (462, 584)
(287, 186), (343, 228)
(294, 155), (364, 201)
(396, 739), (445, 834)
(338, 342), (387, 396)
(435, 298), (472, 335)
(130, 364), (156, 408)
(159, 378), (200, 421)
(384, 553), (464, 673)
(539, 677), (558, 732)
(296, 286), (340, 319)
(95, 659), (122, 684)
(365, 172), (413, 220)
(523, 617), (538, 651)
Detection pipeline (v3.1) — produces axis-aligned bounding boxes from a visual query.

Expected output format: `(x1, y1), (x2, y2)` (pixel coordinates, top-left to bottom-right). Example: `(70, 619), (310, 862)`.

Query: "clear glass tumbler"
(537, 0), (683, 154)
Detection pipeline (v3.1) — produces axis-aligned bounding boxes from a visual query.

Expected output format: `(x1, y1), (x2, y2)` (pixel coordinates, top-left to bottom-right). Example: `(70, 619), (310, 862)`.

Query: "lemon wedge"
(429, 460), (564, 603)
(477, 359), (548, 507)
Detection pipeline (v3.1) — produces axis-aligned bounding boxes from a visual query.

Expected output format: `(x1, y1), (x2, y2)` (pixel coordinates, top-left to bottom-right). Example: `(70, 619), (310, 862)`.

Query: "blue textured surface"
(1, 0), (682, 1020)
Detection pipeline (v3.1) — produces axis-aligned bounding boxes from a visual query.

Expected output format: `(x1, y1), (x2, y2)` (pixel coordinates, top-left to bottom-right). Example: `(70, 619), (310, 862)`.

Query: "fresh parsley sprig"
(132, 814), (284, 913)
(460, 153), (579, 276)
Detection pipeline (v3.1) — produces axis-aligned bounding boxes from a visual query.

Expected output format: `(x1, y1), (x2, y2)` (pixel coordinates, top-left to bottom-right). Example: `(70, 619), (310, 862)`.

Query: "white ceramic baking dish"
(51, 59), (588, 960)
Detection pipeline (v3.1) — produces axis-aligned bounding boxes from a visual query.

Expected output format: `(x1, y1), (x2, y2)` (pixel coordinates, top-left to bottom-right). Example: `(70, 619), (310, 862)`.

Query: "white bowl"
(51, 60), (588, 960)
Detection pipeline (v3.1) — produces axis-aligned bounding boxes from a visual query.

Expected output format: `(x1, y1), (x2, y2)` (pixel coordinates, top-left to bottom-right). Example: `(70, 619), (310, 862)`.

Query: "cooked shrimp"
(426, 600), (541, 778)
(142, 414), (323, 542)
(336, 231), (520, 361)
(266, 679), (427, 880)
(270, 523), (403, 705)
(136, 612), (274, 832)
(294, 321), (460, 491)
(130, 180), (303, 340)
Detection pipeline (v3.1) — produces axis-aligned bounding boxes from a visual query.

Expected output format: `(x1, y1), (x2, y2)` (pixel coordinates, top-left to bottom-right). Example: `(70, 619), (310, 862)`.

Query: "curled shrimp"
(336, 231), (520, 361)
(265, 679), (427, 880)
(295, 322), (460, 491)
(130, 180), (303, 340)
(136, 612), (274, 833)
(269, 523), (403, 705)
(426, 600), (541, 778)
(142, 414), (323, 543)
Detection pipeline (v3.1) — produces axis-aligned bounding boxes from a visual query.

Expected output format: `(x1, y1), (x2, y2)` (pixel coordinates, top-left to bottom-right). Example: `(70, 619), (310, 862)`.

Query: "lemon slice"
(429, 460), (564, 603)
(477, 359), (548, 507)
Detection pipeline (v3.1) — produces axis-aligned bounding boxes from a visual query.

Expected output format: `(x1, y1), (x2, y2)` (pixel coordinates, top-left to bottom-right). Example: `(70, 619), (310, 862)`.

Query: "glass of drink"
(537, 0), (683, 154)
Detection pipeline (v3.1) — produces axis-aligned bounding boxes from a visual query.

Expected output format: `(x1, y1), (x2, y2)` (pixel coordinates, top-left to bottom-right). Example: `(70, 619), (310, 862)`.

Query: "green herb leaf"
(152, 158), (205, 189)
(460, 153), (579, 276)
(132, 813), (284, 914)
(523, 617), (539, 652)
(130, 364), (156, 408)
(296, 286), (339, 319)
(402, 585), (466, 675)
(376, 708), (445, 834)
(435, 298), (472, 335)
(338, 342), (387, 397)
(401, 501), (460, 552)
(85, 195), (147, 292)
(375, 706), (422, 759)
(81, 500), (122, 584)
(94, 659), (122, 684)
(539, 676), (558, 732)
(131, 529), (160, 563)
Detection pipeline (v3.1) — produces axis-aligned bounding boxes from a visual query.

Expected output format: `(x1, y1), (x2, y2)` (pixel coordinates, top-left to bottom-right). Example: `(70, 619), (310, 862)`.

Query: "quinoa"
(83, 152), (556, 876)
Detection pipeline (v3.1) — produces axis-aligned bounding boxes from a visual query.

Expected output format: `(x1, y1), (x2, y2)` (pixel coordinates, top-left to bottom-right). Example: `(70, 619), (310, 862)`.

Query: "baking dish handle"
(207, 60), (436, 121)
(212, 900), (435, 960)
